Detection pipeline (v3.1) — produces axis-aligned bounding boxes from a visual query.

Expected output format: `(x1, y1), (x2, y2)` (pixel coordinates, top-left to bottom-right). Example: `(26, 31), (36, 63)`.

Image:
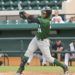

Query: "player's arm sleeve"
(27, 15), (40, 24)
(19, 11), (40, 24)
(19, 11), (26, 19)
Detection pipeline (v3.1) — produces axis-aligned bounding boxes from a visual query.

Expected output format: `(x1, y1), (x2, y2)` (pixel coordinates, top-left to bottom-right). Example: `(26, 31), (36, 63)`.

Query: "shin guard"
(17, 56), (29, 74)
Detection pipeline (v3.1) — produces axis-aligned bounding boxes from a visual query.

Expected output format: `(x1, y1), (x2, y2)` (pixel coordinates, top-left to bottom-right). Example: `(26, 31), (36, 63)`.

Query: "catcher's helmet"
(41, 7), (52, 18)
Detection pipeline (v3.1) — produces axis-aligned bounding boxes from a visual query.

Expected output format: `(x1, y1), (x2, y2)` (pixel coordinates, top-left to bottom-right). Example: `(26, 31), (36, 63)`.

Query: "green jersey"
(19, 12), (51, 40)
(36, 17), (50, 40)
(19, 11), (51, 40)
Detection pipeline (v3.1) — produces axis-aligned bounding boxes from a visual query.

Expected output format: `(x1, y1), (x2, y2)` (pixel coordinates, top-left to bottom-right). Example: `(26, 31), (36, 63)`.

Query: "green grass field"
(0, 66), (75, 73)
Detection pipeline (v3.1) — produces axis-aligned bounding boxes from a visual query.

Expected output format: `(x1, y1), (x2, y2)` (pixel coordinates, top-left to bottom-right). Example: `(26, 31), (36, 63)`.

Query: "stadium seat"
(2, 7), (6, 10)
(1, 1), (5, 5)
(4, 2), (10, 6)
(30, 1), (37, 8)
(9, 0), (13, 5)
(33, 6), (41, 10)
(36, 0), (40, 4)
(13, 1), (18, 7)
(39, 1), (46, 7)
(0, 0), (65, 10)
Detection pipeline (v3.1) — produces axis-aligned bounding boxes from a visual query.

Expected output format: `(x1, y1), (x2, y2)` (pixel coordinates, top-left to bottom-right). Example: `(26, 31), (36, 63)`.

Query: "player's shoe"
(16, 73), (21, 75)
(16, 66), (24, 75)
(64, 71), (70, 75)
(27, 62), (29, 65)
(63, 65), (69, 75)
(16, 73), (24, 75)
(43, 64), (47, 66)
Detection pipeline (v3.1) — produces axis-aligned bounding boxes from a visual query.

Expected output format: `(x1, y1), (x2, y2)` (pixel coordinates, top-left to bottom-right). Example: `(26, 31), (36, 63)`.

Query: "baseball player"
(16, 7), (69, 75)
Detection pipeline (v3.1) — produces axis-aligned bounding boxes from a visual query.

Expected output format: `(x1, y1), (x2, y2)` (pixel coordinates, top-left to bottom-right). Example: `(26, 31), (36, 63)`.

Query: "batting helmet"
(41, 7), (52, 18)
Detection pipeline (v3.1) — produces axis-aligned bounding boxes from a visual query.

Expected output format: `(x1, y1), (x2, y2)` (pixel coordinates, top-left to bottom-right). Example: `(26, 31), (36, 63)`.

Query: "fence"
(0, 37), (75, 66)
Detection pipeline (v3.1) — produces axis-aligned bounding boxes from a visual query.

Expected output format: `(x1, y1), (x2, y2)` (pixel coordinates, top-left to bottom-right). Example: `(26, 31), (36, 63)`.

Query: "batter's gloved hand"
(19, 11), (26, 19)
